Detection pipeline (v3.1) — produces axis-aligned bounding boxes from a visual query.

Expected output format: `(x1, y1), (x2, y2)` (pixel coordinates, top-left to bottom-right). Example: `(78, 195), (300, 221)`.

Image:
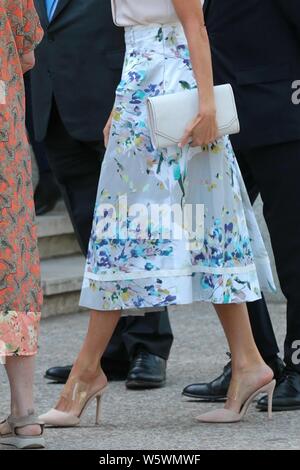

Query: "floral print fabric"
(0, 0), (43, 356)
(80, 23), (275, 313)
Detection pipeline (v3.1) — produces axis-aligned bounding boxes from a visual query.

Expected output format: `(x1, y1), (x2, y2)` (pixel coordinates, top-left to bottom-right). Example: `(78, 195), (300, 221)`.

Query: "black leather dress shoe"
(182, 356), (285, 402)
(182, 361), (231, 402)
(267, 356), (286, 381)
(257, 368), (300, 411)
(45, 365), (72, 384)
(126, 351), (166, 390)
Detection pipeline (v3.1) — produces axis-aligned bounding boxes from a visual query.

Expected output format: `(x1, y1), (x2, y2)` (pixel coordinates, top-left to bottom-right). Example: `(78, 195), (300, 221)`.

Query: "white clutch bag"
(147, 84), (240, 149)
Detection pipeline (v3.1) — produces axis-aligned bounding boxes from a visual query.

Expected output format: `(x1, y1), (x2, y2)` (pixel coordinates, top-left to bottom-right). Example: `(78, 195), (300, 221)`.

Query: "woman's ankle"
(11, 406), (34, 419)
(71, 361), (106, 384)
(72, 357), (99, 374)
(226, 363), (274, 412)
(232, 360), (273, 381)
(231, 353), (267, 372)
(8, 408), (42, 437)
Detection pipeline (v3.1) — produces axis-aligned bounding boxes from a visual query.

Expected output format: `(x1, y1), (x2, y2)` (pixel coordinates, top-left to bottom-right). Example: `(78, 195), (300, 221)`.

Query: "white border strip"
(84, 262), (260, 282)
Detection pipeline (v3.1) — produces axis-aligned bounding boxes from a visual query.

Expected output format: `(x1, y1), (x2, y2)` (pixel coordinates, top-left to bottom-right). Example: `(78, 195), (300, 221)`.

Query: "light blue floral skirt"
(79, 23), (275, 313)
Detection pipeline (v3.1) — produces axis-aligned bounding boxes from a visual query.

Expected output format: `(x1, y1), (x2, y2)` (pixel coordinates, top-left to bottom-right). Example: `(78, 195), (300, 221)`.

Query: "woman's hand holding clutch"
(179, 104), (218, 148)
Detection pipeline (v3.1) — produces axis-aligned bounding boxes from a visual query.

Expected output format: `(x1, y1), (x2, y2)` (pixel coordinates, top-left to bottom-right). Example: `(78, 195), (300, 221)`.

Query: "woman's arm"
(20, 51), (35, 74)
(22, 0), (44, 55)
(21, 0), (43, 74)
(6, 1), (43, 54)
(4, 1), (43, 73)
(172, 0), (218, 146)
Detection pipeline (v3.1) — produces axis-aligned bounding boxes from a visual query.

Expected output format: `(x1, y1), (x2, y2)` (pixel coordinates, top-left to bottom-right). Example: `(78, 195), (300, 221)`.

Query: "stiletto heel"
(267, 380), (276, 419)
(196, 379), (276, 423)
(95, 394), (102, 425)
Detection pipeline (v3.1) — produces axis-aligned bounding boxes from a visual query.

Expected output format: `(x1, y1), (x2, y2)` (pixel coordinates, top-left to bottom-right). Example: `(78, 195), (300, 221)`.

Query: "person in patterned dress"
(41, 0), (276, 427)
(0, 0), (44, 449)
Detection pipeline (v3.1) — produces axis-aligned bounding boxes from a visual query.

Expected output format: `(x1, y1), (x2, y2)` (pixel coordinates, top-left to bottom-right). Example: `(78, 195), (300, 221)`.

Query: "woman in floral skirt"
(41, 0), (276, 426)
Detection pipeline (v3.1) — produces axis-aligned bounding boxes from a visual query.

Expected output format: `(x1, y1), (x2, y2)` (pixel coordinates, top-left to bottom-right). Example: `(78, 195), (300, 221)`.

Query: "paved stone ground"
(1, 302), (299, 450)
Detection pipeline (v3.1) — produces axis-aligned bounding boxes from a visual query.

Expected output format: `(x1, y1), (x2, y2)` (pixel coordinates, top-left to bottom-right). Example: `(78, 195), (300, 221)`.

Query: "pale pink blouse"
(111, 0), (179, 26)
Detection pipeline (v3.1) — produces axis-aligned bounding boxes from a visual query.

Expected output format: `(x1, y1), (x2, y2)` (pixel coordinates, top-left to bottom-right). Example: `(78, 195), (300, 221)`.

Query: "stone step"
(37, 210), (81, 259)
(41, 254), (86, 318)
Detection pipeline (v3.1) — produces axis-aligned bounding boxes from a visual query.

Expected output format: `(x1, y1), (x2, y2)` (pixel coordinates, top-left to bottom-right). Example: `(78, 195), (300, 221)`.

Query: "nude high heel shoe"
(196, 379), (276, 423)
(39, 378), (108, 427)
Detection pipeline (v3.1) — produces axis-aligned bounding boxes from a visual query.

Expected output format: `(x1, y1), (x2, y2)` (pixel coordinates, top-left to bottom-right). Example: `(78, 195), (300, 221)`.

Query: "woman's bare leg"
(4, 356), (40, 436)
(214, 303), (273, 413)
(55, 309), (121, 412)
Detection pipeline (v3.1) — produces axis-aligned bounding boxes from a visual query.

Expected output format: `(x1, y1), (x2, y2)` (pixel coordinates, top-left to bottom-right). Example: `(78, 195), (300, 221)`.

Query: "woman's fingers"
(179, 114), (218, 149)
(179, 116), (202, 148)
(191, 114), (218, 147)
(191, 124), (208, 147)
(179, 131), (192, 148)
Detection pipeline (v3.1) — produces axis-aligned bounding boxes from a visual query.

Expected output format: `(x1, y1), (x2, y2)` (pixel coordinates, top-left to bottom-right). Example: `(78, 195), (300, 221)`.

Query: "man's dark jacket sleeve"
(275, 0), (300, 36)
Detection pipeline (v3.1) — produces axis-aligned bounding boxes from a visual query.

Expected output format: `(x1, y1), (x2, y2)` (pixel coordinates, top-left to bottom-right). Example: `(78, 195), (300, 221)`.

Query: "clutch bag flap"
(147, 84), (240, 149)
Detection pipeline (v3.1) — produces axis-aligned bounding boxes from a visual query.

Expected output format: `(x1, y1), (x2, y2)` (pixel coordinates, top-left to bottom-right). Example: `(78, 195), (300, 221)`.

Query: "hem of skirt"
(0, 350), (38, 358)
(79, 293), (263, 315)
(0, 310), (42, 316)
(80, 257), (275, 313)
(0, 310), (41, 357)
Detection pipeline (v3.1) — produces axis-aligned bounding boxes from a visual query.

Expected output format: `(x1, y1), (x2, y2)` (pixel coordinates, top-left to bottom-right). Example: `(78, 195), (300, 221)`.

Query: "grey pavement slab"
(1, 302), (299, 450)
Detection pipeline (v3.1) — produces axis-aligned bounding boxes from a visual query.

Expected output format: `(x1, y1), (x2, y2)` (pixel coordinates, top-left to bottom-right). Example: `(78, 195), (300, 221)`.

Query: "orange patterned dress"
(0, 0), (43, 356)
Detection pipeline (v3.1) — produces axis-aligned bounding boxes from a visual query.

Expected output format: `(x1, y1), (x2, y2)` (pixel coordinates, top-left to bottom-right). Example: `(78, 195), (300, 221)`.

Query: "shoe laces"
(133, 351), (149, 367)
(278, 367), (300, 391)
